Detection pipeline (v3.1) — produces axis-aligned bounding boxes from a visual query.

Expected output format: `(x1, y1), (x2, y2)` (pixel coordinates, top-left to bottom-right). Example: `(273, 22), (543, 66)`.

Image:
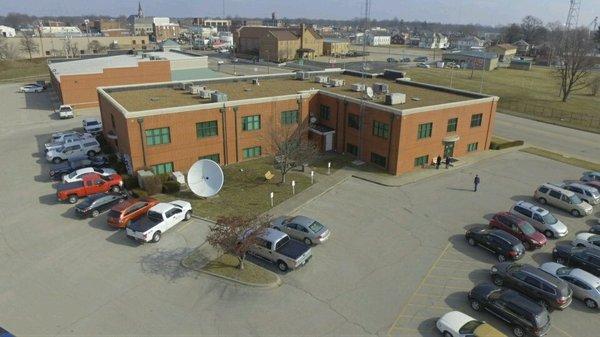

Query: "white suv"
(509, 201), (568, 238)
(45, 132), (93, 152)
(56, 105), (74, 119)
(46, 139), (101, 163)
(83, 118), (103, 134)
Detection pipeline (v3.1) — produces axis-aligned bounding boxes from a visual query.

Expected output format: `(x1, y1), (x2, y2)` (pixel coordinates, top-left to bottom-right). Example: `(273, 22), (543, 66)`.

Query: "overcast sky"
(0, 0), (598, 26)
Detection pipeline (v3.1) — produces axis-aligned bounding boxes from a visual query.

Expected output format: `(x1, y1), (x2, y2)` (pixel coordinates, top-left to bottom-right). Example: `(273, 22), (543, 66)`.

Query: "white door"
(324, 133), (333, 151)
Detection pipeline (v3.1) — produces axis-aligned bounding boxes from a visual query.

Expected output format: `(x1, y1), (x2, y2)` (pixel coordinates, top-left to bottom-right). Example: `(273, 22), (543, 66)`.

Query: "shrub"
(490, 140), (524, 150)
(163, 180), (181, 194)
(157, 173), (172, 184)
(141, 175), (163, 195)
(121, 174), (139, 190)
(131, 188), (148, 198)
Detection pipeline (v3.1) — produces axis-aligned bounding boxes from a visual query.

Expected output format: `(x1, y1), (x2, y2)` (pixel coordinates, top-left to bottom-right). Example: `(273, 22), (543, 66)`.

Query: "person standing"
(445, 156), (451, 169)
(474, 174), (481, 192)
(436, 155), (442, 169)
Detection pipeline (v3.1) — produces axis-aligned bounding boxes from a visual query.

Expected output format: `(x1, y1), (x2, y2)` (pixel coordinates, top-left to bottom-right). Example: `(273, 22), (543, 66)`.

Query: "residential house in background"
(193, 18), (231, 32)
(455, 36), (484, 50)
(367, 32), (391, 46)
(486, 43), (517, 62)
(419, 32), (448, 49)
(153, 17), (181, 42)
(514, 39), (530, 56)
(391, 32), (410, 45)
(0, 25), (16, 37)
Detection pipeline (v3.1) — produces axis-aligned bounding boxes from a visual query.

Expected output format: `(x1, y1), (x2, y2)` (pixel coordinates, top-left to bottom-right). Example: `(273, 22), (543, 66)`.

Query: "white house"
(367, 34), (391, 46)
(0, 25), (16, 38)
(456, 36), (485, 50)
(418, 32), (448, 49)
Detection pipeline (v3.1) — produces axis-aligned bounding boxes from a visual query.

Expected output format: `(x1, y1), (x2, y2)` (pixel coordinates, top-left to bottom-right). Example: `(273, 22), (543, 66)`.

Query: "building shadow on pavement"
(23, 91), (53, 111)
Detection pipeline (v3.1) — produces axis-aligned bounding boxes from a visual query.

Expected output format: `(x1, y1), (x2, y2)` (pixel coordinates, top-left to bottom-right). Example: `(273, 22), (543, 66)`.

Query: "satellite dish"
(310, 116), (317, 124)
(187, 159), (224, 197)
(366, 87), (374, 99)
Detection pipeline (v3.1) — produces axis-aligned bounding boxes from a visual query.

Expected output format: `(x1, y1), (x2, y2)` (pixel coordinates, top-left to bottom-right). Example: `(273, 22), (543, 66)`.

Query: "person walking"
(445, 156), (451, 169)
(436, 155), (442, 169)
(474, 174), (481, 192)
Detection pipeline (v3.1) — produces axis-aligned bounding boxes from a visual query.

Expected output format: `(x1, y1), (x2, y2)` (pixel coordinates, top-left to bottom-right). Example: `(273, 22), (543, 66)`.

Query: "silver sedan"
(540, 262), (600, 309)
(271, 215), (330, 245)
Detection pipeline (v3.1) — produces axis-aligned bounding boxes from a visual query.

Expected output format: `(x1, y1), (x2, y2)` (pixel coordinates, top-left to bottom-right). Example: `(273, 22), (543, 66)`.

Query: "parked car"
(509, 201), (568, 238)
(560, 182), (600, 205)
(571, 232), (600, 250)
(248, 228), (312, 272)
(126, 201), (192, 243)
(417, 63), (431, 68)
(82, 118), (103, 134)
(581, 171), (600, 182)
(414, 56), (428, 62)
(446, 62), (460, 69)
(553, 245), (600, 277)
(400, 57), (411, 62)
(56, 173), (123, 204)
(56, 105), (74, 119)
(435, 311), (506, 337)
(107, 197), (160, 228)
(589, 224), (600, 235)
(468, 283), (551, 337)
(540, 262), (600, 309)
(386, 57), (398, 63)
(579, 180), (600, 192)
(19, 83), (44, 93)
(271, 215), (330, 245)
(46, 139), (101, 163)
(533, 183), (593, 217)
(62, 167), (117, 183)
(465, 226), (525, 262)
(489, 212), (547, 250)
(50, 131), (85, 143)
(49, 157), (110, 180)
(45, 134), (94, 153)
(74, 192), (128, 218)
(490, 262), (572, 310)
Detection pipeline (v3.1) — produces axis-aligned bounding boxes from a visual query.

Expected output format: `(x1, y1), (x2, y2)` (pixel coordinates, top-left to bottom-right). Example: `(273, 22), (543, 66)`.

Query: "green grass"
(156, 157), (311, 220)
(0, 59), (49, 81)
(185, 252), (279, 286)
(520, 147), (600, 171)
(491, 136), (511, 145)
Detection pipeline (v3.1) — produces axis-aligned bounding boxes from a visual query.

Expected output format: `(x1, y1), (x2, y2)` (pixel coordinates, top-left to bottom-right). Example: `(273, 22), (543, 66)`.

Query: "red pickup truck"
(56, 173), (123, 203)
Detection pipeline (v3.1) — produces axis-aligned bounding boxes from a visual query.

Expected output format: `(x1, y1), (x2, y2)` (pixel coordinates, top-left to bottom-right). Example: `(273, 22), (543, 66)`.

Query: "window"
(80, 50), (85, 55)
(549, 190), (562, 199)
(196, 120), (218, 138)
(243, 146), (261, 158)
(132, 40), (136, 45)
(538, 186), (549, 193)
(281, 110), (298, 125)
(417, 122), (433, 139)
(145, 127), (170, 146)
(346, 143), (358, 156)
(319, 105), (331, 120)
(414, 155), (429, 167)
(371, 152), (387, 167)
(470, 113), (483, 127)
(447, 118), (458, 132)
(467, 142), (478, 152)
(372, 121), (390, 139)
(151, 162), (173, 174)
(45, 51), (51, 56)
(348, 113), (359, 129)
(141, 40), (146, 45)
(242, 115), (261, 131)
(200, 153), (220, 163)
(111, 114), (116, 128)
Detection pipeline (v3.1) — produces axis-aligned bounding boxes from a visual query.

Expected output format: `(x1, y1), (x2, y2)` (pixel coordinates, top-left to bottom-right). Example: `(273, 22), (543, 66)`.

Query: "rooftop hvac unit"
(314, 75), (329, 83)
(189, 85), (205, 95)
(330, 79), (344, 87)
(372, 83), (389, 94)
(199, 89), (216, 99)
(351, 83), (366, 92)
(385, 93), (406, 105)
(295, 71), (310, 80)
(174, 82), (186, 90)
(211, 92), (228, 103)
(252, 78), (260, 85)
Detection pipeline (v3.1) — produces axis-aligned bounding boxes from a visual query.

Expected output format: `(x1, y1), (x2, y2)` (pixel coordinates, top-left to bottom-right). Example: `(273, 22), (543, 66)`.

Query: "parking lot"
(0, 82), (598, 336)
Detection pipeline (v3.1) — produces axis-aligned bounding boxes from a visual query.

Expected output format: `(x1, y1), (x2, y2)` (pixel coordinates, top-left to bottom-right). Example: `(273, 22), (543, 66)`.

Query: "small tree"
(269, 122), (319, 184)
(206, 215), (271, 270)
(590, 75), (600, 96)
(555, 28), (595, 102)
(87, 40), (107, 54)
(0, 38), (19, 59)
(19, 34), (38, 60)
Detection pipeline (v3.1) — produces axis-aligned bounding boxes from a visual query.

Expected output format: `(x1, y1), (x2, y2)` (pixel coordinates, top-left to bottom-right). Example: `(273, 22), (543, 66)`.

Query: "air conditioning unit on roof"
(189, 85), (205, 94)
(295, 71), (310, 80)
(385, 92), (406, 105)
(315, 75), (329, 83)
(199, 89), (216, 99)
(174, 82), (186, 90)
(330, 79), (344, 87)
(372, 82), (389, 94)
(351, 83), (366, 92)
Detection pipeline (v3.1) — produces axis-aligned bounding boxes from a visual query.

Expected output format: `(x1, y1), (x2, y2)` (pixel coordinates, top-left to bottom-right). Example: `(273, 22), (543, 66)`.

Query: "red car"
(489, 212), (547, 250)
(56, 173), (123, 204)
(106, 197), (159, 228)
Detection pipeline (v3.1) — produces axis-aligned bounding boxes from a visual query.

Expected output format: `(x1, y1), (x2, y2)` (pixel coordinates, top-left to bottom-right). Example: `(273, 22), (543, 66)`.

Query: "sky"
(0, 0), (598, 27)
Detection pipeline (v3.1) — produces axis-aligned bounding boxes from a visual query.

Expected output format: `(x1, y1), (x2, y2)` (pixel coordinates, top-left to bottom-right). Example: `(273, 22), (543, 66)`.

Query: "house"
(366, 33), (391, 46)
(455, 36), (484, 50)
(514, 39), (530, 56)
(486, 44), (517, 62)
(0, 25), (16, 38)
(391, 32), (409, 45)
(419, 32), (448, 49)
(323, 39), (349, 56)
(442, 50), (499, 71)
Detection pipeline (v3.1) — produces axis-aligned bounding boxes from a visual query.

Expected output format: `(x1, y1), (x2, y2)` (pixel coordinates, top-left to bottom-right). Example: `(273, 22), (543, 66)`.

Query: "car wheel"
(68, 195), (78, 204)
(470, 300), (481, 311)
(184, 211), (191, 220)
(111, 186), (120, 193)
(584, 298), (598, 309)
(571, 209), (581, 217)
(91, 210), (100, 218)
(52, 157), (62, 164)
(538, 197), (547, 204)
(152, 231), (161, 243)
(467, 237), (476, 246)
(544, 230), (554, 239)
(304, 237), (313, 246)
(497, 254), (506, 262)
(277, 260), (288, 272)
(513, 326), (525, 337)
(523, 241), (532, 250)
(492, 275), (504, 286)
(273, 227), (281, 231)
(87, 150), (97, 157)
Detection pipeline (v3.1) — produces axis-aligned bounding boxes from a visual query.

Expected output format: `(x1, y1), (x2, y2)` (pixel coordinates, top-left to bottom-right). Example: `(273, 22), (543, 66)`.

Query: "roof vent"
(385, 93), (406, 105)
(295, 71), (310, 80)
(372, 83), (389, 94)
(211, 92), (228, 102)
(315, 75), (329, 83)
(351, 83), (366, 92)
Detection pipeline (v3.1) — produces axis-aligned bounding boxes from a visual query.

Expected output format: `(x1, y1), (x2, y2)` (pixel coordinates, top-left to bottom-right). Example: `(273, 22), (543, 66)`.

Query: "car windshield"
(542, 212), (557, 224)
(569, 195), (582, 204)
(459, 320), (483, 334)
(591, 190), (600, 198)
(555, 267), (572, 276)
(67, 171), (78, 179)
(107, 210), (121, 219)
(60, 107), (71, 112)
(78, 199), (93, 208)
(147, 211), (163, 222)
(87, 121), (99, 126)
(519, 222), (537, 235)
(308, 221), (324, 233)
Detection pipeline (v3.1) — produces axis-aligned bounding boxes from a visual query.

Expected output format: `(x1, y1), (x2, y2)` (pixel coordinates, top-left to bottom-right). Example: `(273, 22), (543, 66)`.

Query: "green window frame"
(200, 153), (220, 163)
(467, 142), (479, 152)
(417, 122), (433, 139)
(151, 162), (173, 174)
(371, 152), (387, 167)
(347, 113), (359, 129)
(346, 143), (358, 156)
(242, 146), (261, 159)
(196, 120), (218, 138)
(319, 105), (331, 121)
(414, 155), (429, 167)
(470, 113), (483, 127)
(372, 120), (390, 139)
(242, 115), (261, 131)
(145, 127), (170, 146)
(447, 118), (458, 132)
(281, 110), (299, 125)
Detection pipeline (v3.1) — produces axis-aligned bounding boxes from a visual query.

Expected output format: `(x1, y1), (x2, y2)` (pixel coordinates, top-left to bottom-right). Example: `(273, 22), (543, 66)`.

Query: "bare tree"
(63, 40), (79, 58)
(87, 40), (106, 54)
(0, 38), (19, 59)
(555, 28), (595, 102)
(206, 215), (270, 270)
(269, 122), (319, 184)
(590, 75), (600, 96)
(520, 16), (547, 45)
(19, 35), (38, 60)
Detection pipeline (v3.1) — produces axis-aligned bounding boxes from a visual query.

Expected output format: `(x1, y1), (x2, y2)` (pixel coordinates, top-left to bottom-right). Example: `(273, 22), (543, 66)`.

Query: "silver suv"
(45, 139), (101, 163)
(561, 182), (600, 205)
(534, 183), (593, 217)
(509, 201), (568, 238)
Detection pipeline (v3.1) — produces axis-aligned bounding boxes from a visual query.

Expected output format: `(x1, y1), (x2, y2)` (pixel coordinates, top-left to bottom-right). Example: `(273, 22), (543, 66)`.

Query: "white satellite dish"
(187, 159), (224, 197)
(366, 87), (374, 99)
(310, 116), (317, 124)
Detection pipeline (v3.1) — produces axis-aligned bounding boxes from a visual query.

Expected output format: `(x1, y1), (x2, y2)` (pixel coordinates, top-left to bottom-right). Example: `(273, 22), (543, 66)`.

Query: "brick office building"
(97, 71), (498, 176)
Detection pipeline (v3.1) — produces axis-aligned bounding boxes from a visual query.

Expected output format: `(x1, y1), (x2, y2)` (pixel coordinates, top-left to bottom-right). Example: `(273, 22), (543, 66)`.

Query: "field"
(0, 58), (49, 82)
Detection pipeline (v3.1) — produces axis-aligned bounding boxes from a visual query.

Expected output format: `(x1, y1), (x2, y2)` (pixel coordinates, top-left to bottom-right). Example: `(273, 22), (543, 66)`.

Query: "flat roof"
(49, 51), (204, 81)
(105, 72), (487, 113)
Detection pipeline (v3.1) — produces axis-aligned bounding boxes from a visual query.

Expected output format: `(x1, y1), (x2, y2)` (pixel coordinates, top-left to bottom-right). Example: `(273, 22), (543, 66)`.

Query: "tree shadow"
(139, 247), (195, 281)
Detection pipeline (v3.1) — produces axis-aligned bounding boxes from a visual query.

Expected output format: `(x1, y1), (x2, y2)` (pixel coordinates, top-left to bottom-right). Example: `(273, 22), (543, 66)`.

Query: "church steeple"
(138, 2), (144, 18)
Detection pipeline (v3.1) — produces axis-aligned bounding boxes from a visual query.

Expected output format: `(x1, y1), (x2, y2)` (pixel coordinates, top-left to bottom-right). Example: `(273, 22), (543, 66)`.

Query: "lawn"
(156, 157), (311, 220)
(520, 147), (600, 171)
(196, 253), (279, 286)
(0, 58), (49, 82)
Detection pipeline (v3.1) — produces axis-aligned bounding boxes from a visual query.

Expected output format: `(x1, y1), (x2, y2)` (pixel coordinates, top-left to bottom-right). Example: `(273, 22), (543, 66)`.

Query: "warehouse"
(49, 52), (215, 108)
(97, 70), (498, 176)
(442, 50), (499, 71)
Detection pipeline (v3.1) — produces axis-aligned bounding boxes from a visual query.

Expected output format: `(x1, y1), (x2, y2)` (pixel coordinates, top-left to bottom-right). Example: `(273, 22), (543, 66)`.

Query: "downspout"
(233, 106), (239, 162)
(342, 100), (348, 152)
(220, 107), (228, 165)
(136, 117), (147, 168)
(484, 98), (497, 150)
(386, 113), (395, 172)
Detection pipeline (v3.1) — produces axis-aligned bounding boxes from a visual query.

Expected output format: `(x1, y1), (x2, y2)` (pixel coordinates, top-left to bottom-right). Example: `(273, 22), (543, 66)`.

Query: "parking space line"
(552, 326), (574, 337)
(405, 303), (449, 310)
(438, 258), (489, 266)
(431, 265), (479, 272)
(421, 283), (470, 291)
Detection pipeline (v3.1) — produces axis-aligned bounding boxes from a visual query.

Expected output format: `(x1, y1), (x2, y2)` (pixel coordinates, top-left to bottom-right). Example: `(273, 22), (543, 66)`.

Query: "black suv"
(553, 245), (600, 277)
(490, 262), (572, 310)
(468, 283), (550, 337)
(465, 227), (525, 262)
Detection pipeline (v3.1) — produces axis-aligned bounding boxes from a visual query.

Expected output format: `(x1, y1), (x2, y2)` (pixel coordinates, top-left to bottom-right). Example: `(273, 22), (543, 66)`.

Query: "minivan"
(560, 182), (600, 205)
(509, 201), (568, 238)
(46, 139), (101, 163)
(534, 183), (593, 217)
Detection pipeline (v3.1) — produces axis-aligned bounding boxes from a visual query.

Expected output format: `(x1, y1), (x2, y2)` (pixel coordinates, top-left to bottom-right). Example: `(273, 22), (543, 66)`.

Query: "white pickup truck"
(126, 201), (192, 243)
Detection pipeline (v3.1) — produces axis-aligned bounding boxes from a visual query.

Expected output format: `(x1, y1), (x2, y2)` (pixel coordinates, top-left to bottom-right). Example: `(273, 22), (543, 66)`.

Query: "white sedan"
(436, 311), (506, 337)
(62, 167), (117, 183)
(19, 84), (44, 93)
(572, 232), (600, 250)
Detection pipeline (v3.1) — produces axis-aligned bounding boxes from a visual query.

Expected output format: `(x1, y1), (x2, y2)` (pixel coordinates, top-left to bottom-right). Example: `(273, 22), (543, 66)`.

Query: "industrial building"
(323, 39), (350, 56)
(49, 52), (214, 108)
(442, 51), (499, 71)
(487, 44), (517, 62)
(97, 70), (497, 176)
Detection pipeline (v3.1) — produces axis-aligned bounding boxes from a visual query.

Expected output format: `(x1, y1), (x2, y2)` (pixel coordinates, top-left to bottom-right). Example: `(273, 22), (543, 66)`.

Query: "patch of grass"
(311, 153), (388, 175)
(520, 147), (600, 171)
(0, 59), (49, 81)
(197, 253), (279, 286)
(156, 156), (310, 220)
(491, 136), (511, 144)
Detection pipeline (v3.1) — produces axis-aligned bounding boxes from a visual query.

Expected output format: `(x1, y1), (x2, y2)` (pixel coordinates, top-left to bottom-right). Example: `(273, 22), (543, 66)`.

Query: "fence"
(498, 99), (600, 132)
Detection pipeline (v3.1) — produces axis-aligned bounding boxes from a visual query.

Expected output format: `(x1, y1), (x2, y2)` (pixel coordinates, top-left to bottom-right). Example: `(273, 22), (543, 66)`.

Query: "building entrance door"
(444, 142), (455, 158)
(324, 132), (333, 151)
